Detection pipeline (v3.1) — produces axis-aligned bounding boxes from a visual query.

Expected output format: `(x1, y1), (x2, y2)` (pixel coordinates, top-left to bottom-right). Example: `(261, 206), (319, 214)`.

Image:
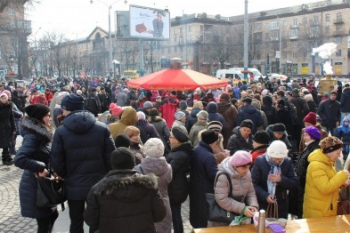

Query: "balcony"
(290, 35), (298, 40)
(333, 18), (344, 24)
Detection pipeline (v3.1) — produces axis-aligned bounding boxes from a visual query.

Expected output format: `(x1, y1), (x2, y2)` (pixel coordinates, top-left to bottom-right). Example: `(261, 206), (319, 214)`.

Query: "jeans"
(171, 203), (184, 233)
(343, 144), (349, 161)
(36, 209), (58, 233)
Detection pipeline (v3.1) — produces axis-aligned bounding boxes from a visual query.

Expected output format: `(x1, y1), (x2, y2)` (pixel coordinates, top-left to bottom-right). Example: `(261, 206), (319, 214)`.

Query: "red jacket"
(159, 95), (179, 128)
(251, 146), (268, 164)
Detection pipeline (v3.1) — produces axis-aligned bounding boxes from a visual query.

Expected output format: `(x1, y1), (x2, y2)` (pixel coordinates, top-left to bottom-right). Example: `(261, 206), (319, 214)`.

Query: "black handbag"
(206, 171), (236, 223)
(36, 163), (66, 210)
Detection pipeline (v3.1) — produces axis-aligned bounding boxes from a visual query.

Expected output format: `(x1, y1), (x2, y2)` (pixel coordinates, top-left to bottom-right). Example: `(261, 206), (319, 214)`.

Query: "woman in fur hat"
(14, 104), (58, 233)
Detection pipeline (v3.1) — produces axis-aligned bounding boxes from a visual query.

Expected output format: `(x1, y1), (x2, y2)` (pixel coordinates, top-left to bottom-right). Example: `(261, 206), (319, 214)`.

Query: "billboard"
(129, 5), (170, 40)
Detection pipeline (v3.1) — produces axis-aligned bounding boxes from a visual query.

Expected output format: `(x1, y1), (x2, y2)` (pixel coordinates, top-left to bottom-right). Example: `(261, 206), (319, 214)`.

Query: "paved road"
(0, 136), (193, 233)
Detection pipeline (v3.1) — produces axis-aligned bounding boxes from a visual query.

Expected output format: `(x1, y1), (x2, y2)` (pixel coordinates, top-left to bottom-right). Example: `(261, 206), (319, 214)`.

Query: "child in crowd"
(336, 116), (350, 162)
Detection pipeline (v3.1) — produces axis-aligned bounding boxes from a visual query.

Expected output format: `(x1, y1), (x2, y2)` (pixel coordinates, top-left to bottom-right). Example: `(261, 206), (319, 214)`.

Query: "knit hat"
(252, 130), (270, 145)
(303, 112), (317, 125)
(137, 111), (146, 120)
(110, 147), (135, 169)
(143, 101), (153, 109)
(196, 110), (208, 120)
(201, 129), (218, 145)
(1, 90), (11, 97)
(242, 97), (252, 104)
(179, 100), (187, 111)
(304, 126), (321, 140)
(174, 111), (186, 120)
(0, 92), (8, 100)
(319, 136), (343, 154)
(207, 121), (223, 132)
(143, 138), (164, 158)
(267, 140), (288, 158)
(25, 104), (50, 121)
(272, 123), (286, 133)
(240, 119), (254, 131)
(330, 91), (337, 96)
(61, 94), (84, 111)
(114, 134), (131, 148)
(172, 126), (189, 143)
(109, 103), (123, 118)
(230, 150), (252, 167)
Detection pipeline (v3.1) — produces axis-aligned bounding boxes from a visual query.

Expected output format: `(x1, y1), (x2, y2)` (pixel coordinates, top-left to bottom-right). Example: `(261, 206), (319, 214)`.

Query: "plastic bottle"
(257, 209), (266, 233)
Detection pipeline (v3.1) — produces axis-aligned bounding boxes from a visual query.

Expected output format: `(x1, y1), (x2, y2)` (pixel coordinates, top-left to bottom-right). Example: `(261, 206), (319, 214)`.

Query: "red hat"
(303, 112), (316, 125)
(109, 103), (123, 118)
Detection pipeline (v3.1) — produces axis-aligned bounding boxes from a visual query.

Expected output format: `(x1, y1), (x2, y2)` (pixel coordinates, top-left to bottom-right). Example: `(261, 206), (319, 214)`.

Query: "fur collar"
(21, 117), (53, 142)
(95, 170), (158, 196)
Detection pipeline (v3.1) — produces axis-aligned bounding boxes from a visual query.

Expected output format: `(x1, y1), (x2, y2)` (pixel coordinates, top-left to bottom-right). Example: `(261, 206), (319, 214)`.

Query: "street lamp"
(90, 0), (127, 76)
(274, 14), (282, 73)
(243, 0), (249, 80)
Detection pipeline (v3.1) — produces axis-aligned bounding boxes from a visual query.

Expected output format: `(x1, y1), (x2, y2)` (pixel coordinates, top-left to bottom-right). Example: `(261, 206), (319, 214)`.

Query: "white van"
(216, 69), (245, 83)
(230, 67), (263, 82)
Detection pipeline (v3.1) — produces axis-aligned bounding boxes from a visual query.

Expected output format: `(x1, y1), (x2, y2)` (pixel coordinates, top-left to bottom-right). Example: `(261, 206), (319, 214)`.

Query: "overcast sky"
(26, 0), (323, 40)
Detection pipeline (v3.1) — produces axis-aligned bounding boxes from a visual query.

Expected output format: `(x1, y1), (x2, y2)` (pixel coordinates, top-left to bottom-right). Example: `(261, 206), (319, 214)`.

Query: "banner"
(334, 62), (342, 75)
(301, 63), (309, 75)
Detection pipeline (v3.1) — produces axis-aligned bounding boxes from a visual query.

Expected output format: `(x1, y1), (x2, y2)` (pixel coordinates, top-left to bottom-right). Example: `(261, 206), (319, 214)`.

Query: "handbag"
(337, 195), (350, 215)
(206, 171), (236, 223)
(36, 163), (66, 210)
(266, 200), (279, 219)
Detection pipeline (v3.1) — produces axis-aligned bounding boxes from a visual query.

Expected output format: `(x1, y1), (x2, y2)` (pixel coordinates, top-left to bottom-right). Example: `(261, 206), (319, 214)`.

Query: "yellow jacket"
(303, 149), (348, 218)
(109, 107), (137, 140)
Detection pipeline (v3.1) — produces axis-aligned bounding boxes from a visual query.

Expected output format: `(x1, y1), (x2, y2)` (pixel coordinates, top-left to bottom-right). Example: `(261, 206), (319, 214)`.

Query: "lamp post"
(274, 14), (282, 74)
(90, 0), (127, 76)
(243, 0), (249, 80)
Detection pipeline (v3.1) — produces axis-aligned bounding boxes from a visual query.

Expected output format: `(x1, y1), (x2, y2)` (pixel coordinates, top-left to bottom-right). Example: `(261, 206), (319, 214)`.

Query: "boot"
(2, 153), (14, 166)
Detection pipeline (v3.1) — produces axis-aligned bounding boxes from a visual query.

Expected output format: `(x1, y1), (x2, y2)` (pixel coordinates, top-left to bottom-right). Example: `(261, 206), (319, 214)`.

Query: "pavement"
(0, 136), (193, 233)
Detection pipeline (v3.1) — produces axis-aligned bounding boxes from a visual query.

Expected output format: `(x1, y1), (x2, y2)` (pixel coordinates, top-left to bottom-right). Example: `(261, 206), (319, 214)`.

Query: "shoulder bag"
(205, 171), (237, 223)
(36, 163), (66, 210)
(337, 190), (350, 215)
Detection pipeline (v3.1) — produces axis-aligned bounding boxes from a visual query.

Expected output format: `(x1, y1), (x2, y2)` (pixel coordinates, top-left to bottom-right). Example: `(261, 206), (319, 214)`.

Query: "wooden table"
(192, 215), (350, 233)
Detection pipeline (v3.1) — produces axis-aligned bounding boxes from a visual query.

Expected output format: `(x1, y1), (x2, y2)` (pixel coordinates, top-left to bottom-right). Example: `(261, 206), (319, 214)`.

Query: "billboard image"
(129, 5), (170, 40)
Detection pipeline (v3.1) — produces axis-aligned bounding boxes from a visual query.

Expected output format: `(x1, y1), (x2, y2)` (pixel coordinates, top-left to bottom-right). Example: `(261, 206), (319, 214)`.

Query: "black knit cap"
(114, 134), (131, 148)
(110, 147), (135, 169)
(272, 123), (286, 133)
(201, 129), (218, 145)
(61, 94), (84, 111)
(252, 130), (270, 145)
(172, 126), (189, 143)
(25, 104), (50, 121)
(240, 119), (254, 131)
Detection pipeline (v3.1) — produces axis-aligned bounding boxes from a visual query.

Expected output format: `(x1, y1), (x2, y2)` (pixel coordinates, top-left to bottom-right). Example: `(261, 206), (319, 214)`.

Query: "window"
(290, 29), (298, 38)
(293, 41), (298, 48)
(180, 27), (183, 33)
(292, 52), (298, 58)
(336, 12), (342, 21)
(310, 25), (319, 37)
(188, 26), (191, 32)
(325, 14), (330, 22)
(335, 37), (342, 44)
(269, 21), (279, 29)
(336, 49), (342, 57)
(265, 33), (269, 40)
(325, 26), (330, 34)
(175, 46), (177, 52)
(254, 22), (262, 30)
(313, 15), (319, 24)
(336, 25), (343, 31)
(293, 19), (298, 26)
(302, 17), (308, 24)
(270, 30), (279, 40)
(168, 47), (171, 53)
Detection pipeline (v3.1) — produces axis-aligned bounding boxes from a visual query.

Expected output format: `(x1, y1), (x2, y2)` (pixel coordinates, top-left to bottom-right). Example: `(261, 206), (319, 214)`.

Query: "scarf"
(265, 155), (284, 197)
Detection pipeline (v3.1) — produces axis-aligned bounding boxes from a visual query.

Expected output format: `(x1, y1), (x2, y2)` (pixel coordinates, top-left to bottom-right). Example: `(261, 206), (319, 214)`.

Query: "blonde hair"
(193, 100), (203, 109)
(124, 126), (140, 138)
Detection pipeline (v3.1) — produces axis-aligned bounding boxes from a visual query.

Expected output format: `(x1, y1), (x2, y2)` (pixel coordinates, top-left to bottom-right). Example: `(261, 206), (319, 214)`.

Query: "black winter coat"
(136, 119), (160, 144)
(166, 142), (193, 204)
(251, 154), (299, 219)
(0, 102), (15, 148)
(317, 99), (341, 128)
(273, 107), (294, 136)
(189, 141), (218, 228)
(14, 117), (55, 218)
(290, 96), (310, 125)
(340, 87), (350, 113)
(227, 126), (254, 155)
(84, 170), (166, 233)
(50, 110), (116, 201)
(235, 105), (263, 133)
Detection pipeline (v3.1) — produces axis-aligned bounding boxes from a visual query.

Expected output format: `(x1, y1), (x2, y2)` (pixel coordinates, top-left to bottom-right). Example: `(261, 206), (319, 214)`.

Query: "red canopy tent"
(126, 69), (228, 91)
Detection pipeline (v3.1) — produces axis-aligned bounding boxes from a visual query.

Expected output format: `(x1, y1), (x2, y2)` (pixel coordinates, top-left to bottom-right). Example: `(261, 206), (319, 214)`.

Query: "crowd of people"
(0, 74), (350, 232)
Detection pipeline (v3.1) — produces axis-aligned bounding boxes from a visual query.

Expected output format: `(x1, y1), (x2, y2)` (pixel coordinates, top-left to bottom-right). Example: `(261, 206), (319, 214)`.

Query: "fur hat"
(174, 111), (186, 121)
(319, 136), (343, 154)
(196, 110), (208, 120)
(143, 138), (164, 158)
(143, 101), (153, 109)
(304, 126), (321, 140)
(114, 134), (131, 148)
(240, 119), (254, 131)
(267, 140), (288, 158)
(230, 150), (252, 167)
(109, 103), (123, 118)
(61, 94), (84, 111)
(25, 104), (50, 121)
(172, 126), (189, 143)
(110, 147), (135, 169)
(272, 123), (286, 133)
(303, 112), (317, 125)
(207, 121), (223, 132)
(137, 111), (146, 120)
(201, 129), (218, 145)
(252, 130), (270, 145)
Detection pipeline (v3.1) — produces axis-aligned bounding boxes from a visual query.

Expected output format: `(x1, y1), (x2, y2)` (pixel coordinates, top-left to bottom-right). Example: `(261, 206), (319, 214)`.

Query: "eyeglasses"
(237, 163), (252, 168)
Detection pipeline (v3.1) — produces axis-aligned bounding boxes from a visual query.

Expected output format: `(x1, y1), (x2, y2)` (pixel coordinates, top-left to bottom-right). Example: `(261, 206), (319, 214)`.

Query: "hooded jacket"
(51, 110), (116, 200)
(84, 170), (166, 233)
(209, 157), (258, 227)
(235, 104), (263, 134)
(227, 126), (254, 155)
(303, 149), (348, 218)
(340, 87), (350, 112)
(136, 119), (160, 144)
(206, 102), (226, 131)
(109, 107), (138, 140)
(335, 116), (350, 144)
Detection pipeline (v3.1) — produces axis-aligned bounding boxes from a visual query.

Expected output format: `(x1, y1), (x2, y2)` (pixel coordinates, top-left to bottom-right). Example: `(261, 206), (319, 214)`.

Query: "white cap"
(267, 140), (288, 158)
